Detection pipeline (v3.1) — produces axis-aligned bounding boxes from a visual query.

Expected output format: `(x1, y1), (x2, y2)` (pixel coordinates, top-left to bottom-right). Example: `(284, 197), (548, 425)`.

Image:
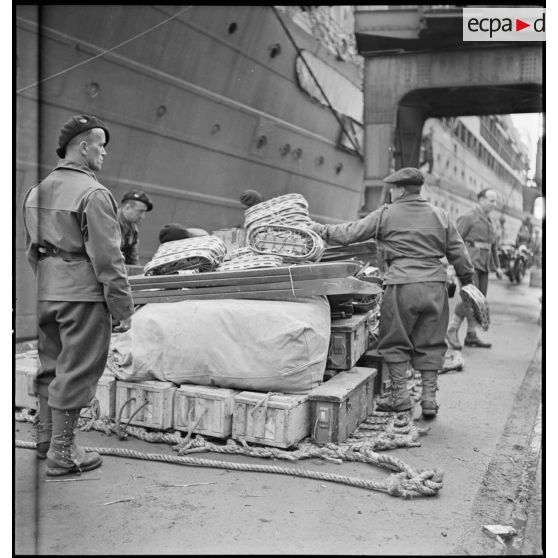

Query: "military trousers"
(454, 269), (489, 319)
(35, 300), (112, 410)
(378, 282), (449, 370)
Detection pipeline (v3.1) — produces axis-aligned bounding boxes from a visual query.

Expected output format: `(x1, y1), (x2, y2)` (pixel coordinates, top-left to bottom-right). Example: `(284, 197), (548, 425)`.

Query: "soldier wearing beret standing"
(117, 189), (153, 265)
(446, 188), (503, 350)
(22, 114), (134, 475)
(311, 168), (475, 417)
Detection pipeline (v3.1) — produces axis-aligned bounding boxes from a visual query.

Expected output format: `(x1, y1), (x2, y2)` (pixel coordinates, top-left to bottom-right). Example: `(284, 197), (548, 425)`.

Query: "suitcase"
(232, 392), (311, 448)
(174, 385), (240, 438)
(327, 312), (370, 370)
(115, 380), (176, 430)
(308, 367), (377, 444)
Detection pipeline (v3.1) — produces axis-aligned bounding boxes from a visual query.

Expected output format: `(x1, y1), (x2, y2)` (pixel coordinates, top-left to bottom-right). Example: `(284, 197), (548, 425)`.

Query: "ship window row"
(439, 118), (524, 192)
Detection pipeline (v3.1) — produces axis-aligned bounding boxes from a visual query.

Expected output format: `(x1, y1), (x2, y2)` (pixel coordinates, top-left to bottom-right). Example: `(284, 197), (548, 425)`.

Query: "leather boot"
(420, 370), (439, 419)
(46, 409), (102, 476)
(375, 362), (412, 412)
(445, 328), (462, 350)
(464, 331), (492, 348)
(36, 395), (52, 460)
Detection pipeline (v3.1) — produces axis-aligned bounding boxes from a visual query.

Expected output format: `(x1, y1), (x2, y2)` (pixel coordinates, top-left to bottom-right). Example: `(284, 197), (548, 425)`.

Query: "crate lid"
(116, 380), (175, 388)
(308, 367), (376, 402)
(330, 312), (370, 332)
(234, 391), (308, 409)
(177, 384), (240, 399)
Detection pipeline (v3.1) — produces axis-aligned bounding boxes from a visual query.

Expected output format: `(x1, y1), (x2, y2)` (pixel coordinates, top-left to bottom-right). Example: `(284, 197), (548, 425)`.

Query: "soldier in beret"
(311, 167), (475, 418)
(22, 114), (134, 475)
(117, 189), (153, 265)
(446, 188), (503, 349)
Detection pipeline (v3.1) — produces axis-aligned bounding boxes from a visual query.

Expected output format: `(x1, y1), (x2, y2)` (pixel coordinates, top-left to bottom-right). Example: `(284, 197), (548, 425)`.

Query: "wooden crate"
(357, 349), (391, 394)
(232, 392), (311, 448)
(308, 367), (377, 444)
(327, 312), (370, 370)
(115, 380), (176, 430)
(15, 354), (39, 410)
(82, 375), (117, 419)
(174, 385), (240, 438)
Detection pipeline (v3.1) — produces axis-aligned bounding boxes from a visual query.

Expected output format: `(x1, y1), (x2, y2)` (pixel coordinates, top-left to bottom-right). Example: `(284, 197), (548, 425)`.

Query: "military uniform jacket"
(117, 208), (139, 265)
(312, 193), (474, 285)
(456, 206), (500, 272)
(23, 160), (134, 321)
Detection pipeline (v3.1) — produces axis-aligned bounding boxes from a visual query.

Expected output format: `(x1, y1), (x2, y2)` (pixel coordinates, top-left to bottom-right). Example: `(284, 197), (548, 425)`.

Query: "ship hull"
(16, 5), (364, 339)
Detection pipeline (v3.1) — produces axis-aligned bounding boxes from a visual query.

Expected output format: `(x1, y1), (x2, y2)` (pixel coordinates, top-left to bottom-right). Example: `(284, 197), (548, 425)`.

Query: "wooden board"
(308, 367), (377, 444)
(115, 380), (176, 430)
(15, 357), (38, 410)
(82, 375), (117, 419)
(129, 261), (362, 289)
(232, 392), (311, 448)
(132, 276), (381, 304)
(357, 350), (391, 394)
(174, 385), (240, 438)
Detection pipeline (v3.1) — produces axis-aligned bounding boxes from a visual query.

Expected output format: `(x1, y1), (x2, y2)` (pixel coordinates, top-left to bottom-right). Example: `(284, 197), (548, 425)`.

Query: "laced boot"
(464, 328), (492, 348)
(36, 395), (52, 460)
(375, 362), (412, 412)
(445, 328), (462, 350)
(46, 409), (102, 476)
(420, 370), (439, 419)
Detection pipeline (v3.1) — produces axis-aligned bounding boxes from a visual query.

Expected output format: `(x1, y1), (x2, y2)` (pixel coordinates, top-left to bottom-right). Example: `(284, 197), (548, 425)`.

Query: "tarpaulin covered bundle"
(109, 296), (331, 393)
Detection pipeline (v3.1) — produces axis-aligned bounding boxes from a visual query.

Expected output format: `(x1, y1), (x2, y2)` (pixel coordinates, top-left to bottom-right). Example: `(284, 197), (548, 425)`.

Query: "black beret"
(240, 189), (264, 208)
(56, 115), (110, 158)
(383, 167), (424, 186)
(121, 190), (153, 211)
(159, 223), (191, 244)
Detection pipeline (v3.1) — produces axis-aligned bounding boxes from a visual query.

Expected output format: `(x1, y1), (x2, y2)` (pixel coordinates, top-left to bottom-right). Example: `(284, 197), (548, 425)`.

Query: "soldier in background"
(118, 189), (153, 265)
(446, 188), (503, 350)
(311, 168), (474, 418)
(23, 114), (134, 475)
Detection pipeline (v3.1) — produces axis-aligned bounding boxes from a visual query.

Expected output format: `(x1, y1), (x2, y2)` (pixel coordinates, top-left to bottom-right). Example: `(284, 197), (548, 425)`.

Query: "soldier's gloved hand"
(113, 318), (132, 333)
(495, 267), (504, 279)
(308, 221), (321, 233)
(459, 275), (474, 287)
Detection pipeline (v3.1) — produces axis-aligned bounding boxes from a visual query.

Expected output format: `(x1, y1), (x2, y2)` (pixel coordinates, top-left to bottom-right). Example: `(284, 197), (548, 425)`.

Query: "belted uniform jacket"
(117, 209), (140, 265)
(23, 160), (134, 321)
(456, 206), (500, 272)
(312, 193), (474, 286)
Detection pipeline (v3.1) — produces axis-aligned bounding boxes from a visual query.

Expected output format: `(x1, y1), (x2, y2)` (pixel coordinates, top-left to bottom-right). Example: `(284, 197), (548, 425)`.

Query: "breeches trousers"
(378, 282), (449, 370)
(35, 300), (112, 410)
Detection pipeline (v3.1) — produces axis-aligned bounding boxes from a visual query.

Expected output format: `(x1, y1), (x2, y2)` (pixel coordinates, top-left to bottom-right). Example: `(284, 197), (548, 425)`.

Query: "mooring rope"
(15, 439), (442, 498)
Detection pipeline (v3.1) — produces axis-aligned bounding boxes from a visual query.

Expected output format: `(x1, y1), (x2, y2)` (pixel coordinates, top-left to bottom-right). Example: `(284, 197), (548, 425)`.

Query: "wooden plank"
(132, 277), (381, 303)
(129, 261), (362, 288)
(307, 367), (376, 402)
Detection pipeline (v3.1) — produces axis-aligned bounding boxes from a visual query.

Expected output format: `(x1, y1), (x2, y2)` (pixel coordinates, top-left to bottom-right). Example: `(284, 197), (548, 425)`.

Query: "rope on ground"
(15, 439), (442, 498)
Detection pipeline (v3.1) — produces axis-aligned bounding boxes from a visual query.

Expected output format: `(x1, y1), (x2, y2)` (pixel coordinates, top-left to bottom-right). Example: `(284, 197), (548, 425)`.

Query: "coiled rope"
(15, 439), (442, 498)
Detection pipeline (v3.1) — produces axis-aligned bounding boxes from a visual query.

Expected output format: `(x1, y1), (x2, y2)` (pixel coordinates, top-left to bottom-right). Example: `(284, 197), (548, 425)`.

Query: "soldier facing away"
(311, 168), (475, 417)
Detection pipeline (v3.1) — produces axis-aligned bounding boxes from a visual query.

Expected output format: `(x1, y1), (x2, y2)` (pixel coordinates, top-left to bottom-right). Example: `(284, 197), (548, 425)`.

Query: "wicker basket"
(244, 193), (312, 233)
(216, 254), (284, 271)
(144, 236), (227, 276)
(247, 224), (325, 263)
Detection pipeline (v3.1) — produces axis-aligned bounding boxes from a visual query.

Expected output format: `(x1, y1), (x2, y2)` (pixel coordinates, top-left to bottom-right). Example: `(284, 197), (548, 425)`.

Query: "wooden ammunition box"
(308, 367), (377, 444)
(15, 354), (39, 410)
(82, 374), (117, 419)
(115, 380), (176, 430)
(327, 312), (370, 370)
(174, 385), (240, 438)
(357, 349), (391, 394)
(232, 392), (310, 448)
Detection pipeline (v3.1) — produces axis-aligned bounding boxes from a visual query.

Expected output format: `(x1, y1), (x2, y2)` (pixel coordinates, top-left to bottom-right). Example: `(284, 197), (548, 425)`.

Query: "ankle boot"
(464, 331), (492, 348)
(36, 395), (52, 460)
(375, 362), (412, 412)
(46, 409), (102, 476)
(420, 370), (439, 419)
(445, 328), (462, 350)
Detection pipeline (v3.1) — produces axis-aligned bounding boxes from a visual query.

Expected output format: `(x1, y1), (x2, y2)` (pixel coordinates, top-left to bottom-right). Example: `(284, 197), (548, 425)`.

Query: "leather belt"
(38, 246), (89, 261)
(466, 240), (491, 250)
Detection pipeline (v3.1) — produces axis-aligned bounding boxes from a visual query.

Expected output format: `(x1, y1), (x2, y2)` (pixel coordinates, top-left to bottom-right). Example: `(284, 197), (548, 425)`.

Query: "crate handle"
(116, 397), (148, 440)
